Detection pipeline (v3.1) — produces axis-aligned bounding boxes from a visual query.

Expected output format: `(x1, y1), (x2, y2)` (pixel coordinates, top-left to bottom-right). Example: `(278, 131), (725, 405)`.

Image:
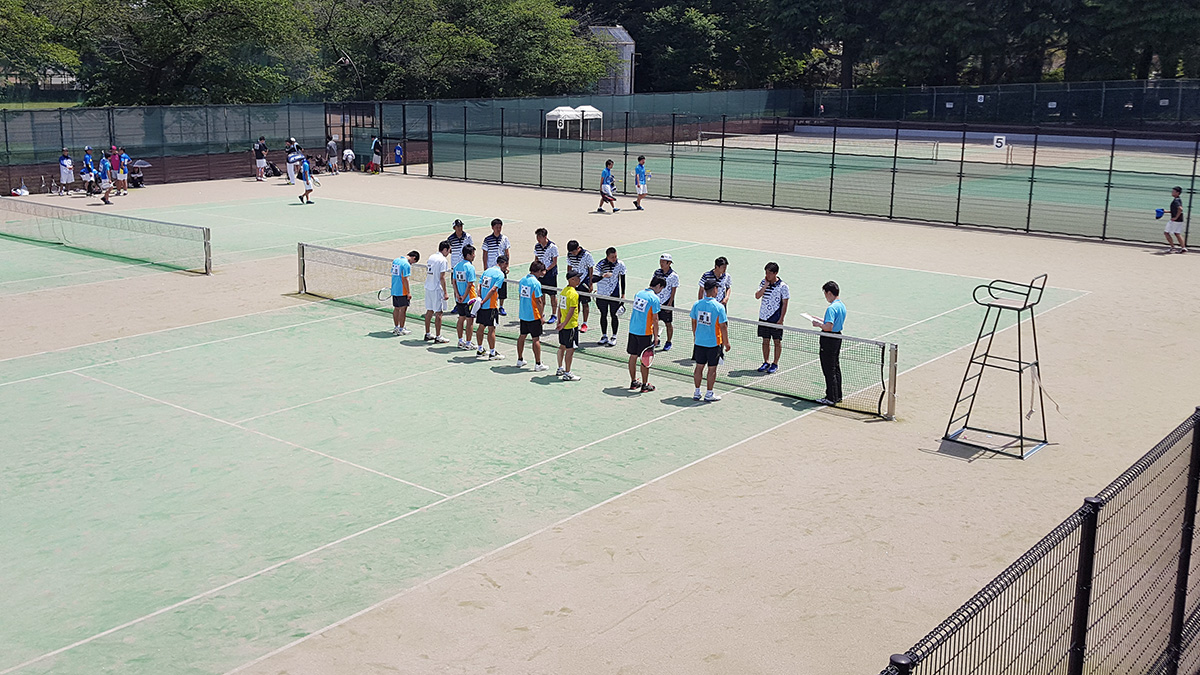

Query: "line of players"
(387, 219), (848, 405)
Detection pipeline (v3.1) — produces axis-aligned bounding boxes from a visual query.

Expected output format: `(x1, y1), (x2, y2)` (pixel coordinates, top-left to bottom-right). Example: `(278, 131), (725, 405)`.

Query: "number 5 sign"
(993, 136), (1007, 149)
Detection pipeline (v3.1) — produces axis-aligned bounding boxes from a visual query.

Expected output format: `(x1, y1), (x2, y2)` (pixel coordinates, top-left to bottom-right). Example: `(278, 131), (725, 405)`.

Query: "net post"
(1166, 407), (1200, 675)
(771, 115), (779, 207)
(203, 228), (212, 275)
(1101, 131), (1116, 239)
(297, 243), (306, 294)
(886, 343), (898, 420)
(426, 104), (434, 178)
(1025, 129), (1040, 233)
(953, 125), (966, 225)
(1067, 496), (1103, 675)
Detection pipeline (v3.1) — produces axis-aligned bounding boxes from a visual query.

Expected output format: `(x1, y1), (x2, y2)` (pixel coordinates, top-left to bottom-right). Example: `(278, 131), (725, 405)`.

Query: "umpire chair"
(943, 274), (1048, 459)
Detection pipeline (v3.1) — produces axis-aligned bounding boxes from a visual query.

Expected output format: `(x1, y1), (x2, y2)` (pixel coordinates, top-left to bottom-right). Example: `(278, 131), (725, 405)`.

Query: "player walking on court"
(633, 155), (651, 210)
(595, 247), (626, 347)
(557, 271), (583, 381)
(298, 157), (315, 204)
(98, 153), (113, 205)
(517, 261), (549, 371)
(390, 250), (420, 335)
(534, 228), (559, 323)
(691, 280), (731, 402)
(1164, 186), (1188, 253)
(566, 240), (595, 333)
(424, 241), (451, 343)
(627, 277), (665, 392)
(811, 280), (846, 405)
(453, 245), (479, 350)
(653, 254), (679, 351)
(597, 159), (620, 213)
(325, 136), (339, 175)
(482, 219), (511, 316)
(448, 219), (473, 268)
(370, 136), (383, 173)
(253, 137), (269, 181)
(698, 256), (732, 308)
(474, 255), (509, 360)
(755, 262), (790, 373)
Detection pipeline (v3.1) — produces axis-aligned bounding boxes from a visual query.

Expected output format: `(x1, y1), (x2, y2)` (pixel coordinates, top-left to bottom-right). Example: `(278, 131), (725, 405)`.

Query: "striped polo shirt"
(568, 248), (595, 286)
(482, 233), (510, 267)
(534, 240), (559, 272)
(447, 231), (473, 268)
(758, 279), (790, 320)
(595, 258), (626, 296)
(699, 270), (732, 303)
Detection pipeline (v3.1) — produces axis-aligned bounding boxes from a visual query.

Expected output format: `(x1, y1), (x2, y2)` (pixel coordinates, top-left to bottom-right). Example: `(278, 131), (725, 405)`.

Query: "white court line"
(236, 363), (458, 424)
(2, 375), (728, 675)
(0, 259), (162, 286)
(0, 308), (372, 389)
(872, 300), (977, 340)
(224, 402), (823, 674)
(73, 371), (448, 498)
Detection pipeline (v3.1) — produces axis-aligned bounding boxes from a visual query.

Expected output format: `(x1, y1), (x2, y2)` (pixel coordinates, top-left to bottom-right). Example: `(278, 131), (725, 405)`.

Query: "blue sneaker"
(547, 315), (557, 325)
(767, 363), (778, 374)
(756, 362), (770, 373)
(663, 341), (672, 352)
(499, 307), (507, 316)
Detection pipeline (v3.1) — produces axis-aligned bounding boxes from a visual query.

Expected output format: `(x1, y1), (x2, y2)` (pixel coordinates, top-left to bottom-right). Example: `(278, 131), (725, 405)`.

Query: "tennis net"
(297, 243), (898, 417)
(697, 130), (941, 159)
(0, 198), (212, 274)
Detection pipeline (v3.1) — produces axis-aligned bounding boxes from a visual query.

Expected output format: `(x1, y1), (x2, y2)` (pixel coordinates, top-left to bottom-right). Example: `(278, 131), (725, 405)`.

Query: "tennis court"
(1, 172), (1195, 675)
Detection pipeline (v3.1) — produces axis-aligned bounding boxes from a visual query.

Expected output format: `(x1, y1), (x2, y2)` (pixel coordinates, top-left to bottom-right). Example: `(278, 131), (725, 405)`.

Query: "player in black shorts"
(517, 261), (549, 371)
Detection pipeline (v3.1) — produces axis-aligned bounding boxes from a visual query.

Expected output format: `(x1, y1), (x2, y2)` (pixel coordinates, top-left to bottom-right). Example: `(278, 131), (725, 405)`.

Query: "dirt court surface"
(3, 171), (1198, 675)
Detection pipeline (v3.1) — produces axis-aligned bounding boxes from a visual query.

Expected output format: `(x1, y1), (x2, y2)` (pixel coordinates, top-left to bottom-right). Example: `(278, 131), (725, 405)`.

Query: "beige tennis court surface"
(2, 171), (1197, 674)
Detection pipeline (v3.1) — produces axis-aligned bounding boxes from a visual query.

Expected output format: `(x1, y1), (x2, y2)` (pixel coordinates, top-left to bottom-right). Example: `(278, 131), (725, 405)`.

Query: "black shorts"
(542, 270), (557, 295)
(627, 333), (653, 356)
(520, 320), (543, 337)
(558, 328), (579, 349)
(660, 308), (673, 324)
(498, 283), (507, 301)
(477, 308), (498, 327)
(692, 344), (722, 367)
(392, 295), (410, 308)
(757, 310), (783, 340)
(454, 302), (472, 317)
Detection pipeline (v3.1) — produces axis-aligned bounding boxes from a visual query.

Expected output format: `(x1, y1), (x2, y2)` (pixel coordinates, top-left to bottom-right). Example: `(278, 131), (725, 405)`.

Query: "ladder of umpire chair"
(943, 274), (1049, 459)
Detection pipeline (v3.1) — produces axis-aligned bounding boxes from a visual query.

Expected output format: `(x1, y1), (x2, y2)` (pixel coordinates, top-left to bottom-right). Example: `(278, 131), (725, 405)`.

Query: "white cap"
(660, 253), (672, 261)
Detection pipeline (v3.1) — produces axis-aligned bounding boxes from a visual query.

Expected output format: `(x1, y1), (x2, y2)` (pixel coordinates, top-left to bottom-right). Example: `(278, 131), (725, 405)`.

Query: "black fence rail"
(427, 112), (1199, 246)
(881, 408), (1200, 675)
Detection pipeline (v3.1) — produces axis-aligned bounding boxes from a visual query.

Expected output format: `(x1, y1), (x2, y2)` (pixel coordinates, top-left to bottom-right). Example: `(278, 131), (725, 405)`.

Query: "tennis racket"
(640, 345), (654, 368)
(616, 303), (627, 317)
(312, 176), (322, 188)
(377, 288), (391, 303)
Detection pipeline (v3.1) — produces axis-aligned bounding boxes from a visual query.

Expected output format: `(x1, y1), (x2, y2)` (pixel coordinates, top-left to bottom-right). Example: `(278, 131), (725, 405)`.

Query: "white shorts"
(60, 169), (74, 184)
(116, 171), (127, 180)
(302, 180), (313, 191)
(636, 184), (647, 196)
(1165, 220), (1185, 235)
(372, 154), (382, 165)
(100, 179), (112, 189)
(256, 158), (267, 168)
(425, 292), (448, 313)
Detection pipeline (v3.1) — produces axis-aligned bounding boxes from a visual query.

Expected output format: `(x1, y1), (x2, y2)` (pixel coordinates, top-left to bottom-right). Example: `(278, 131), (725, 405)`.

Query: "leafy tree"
(0, 0), (78, 82)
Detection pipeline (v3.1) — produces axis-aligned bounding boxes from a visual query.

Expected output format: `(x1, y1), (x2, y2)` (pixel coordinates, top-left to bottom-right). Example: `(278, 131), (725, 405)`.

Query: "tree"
(0, 0), (78, 82)
(637, 5), (725, 91)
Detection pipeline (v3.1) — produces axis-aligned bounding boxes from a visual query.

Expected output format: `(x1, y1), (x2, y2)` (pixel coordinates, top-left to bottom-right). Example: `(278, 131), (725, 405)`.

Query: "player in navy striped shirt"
(534, 228), (559, 323)
(697, 257), (732, 307)
(754, 262), (789, 373)
(482, 219), (511, 316)
(447, 219), (473, 268)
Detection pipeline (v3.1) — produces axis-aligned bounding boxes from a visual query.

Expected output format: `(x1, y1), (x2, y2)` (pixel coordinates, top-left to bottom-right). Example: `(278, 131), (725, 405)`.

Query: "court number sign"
(993, 136), (1007, 149)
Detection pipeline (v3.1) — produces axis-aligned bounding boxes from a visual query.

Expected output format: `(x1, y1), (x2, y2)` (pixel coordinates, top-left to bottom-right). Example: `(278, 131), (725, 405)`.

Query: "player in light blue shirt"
(625, 277), (665, 393)
(390, 250), (420, 335)
(597, 159), (620, 213)
(298, 157), (314, 204)
(98, 155), (113, 204)
(690, 280), (730, 402)
(516, 261), (549, 370)
(810, 280), (846, 405)
(474, 256), (510, 359)
(633, 155), (652, 210)
(453, 245), (479, 349)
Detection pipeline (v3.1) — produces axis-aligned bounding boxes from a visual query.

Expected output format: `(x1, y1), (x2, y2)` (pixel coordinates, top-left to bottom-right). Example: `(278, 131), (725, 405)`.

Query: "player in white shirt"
(482, 219), (511, 316)
(423, 241), (452, 343)
(754, 262), (790, 373)
(652, 253), (679, 350)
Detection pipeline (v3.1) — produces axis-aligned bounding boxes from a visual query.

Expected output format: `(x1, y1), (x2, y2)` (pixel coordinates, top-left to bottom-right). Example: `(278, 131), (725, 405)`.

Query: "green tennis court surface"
(0, 234), (1084, 674)
(0, 198), (498, 295)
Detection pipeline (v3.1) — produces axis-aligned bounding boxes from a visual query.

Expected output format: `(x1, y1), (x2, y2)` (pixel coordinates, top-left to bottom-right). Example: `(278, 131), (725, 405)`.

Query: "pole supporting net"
(0, 198), (212, 274)
(298, 243), (898, 417)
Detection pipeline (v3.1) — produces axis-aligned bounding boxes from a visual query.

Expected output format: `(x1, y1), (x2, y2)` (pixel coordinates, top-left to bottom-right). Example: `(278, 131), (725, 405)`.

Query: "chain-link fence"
(429, 114), (1198, 246)
(881, 408), (1200, 675)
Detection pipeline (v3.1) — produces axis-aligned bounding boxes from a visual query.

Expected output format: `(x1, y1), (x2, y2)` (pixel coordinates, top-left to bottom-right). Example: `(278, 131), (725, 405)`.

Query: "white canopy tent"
(545, 106), (582, 138)
(574, 105), (604, 140)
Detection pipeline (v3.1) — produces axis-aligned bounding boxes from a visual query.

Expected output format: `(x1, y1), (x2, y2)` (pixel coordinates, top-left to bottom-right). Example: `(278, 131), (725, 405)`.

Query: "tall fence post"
(954, 126), (966, 225)
(499, 107), (505, 184)
(426, 104), (433, 177)
(1167, 408), (1200, 675)
(205, 106), (212, 180)
(771, 116), (780, 208)
(401, 104), (408, 175)
(718, 115), (727, 202)
(1101, 132), (1116, 239)
(1067, 496), (1104, 675)
(827, 121), (838, 213)
(107, 107), (115, 151)
(889, 653), (915, 675)
(538, 108), (544, 188)
(622, 111), (629, 196)
(579, 112), (585, 191)
(58, 107), (65, 151)
(889, 122), (900, 218)
(1025, 130), (1040, 233)
(160, 108), (169, 183)
(669, 113), (676, 198)
(377, 101), (384, 169)
(3, 109), (10, 192)
(1186, 138), (1198, 245)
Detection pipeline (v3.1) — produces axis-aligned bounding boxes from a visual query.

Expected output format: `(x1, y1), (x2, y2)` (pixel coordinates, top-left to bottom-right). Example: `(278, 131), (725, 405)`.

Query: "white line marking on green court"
(73, 371), (450, 498)
(872, 300), (977, 339)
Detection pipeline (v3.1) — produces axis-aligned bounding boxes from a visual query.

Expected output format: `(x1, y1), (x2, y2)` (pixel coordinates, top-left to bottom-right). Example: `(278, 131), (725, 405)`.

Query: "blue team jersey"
(300, 160), (312, 181)
(453, 260), (477, 299)
(629, 289), (661, 336)
(120, 153), (130, 169)
(59, 155), (70, 168)
(635, 164), (647, 185)
(479, 266), (505, 309)
(601, 167), (612, 187)
(83, 154), (94, 172)
(518, 274), (544, 321)
(98, 158), (111, 180)
(390, 258), (411, 296)
(824, 299), (847, 332)
(690, 297), (728, 348)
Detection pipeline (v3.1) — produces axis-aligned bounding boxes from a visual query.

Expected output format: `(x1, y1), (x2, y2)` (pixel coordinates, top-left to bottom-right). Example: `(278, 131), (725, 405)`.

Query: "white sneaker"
(516, 359), (527, 367)
(398, 327), (411, 336)
(489, 351), (505, 360)
(693, 390), (703, 401)
(703, 391), (721, 402)
(556, 367), (565, 376)
(458, 338), (467, 349)
(561, 372), (581, 382)
(392, 326), (403, 335)
(466, 342), (477, 351)
(534, 363), (549, 372)
(477, 347), (487, 356)
(434, 335), (449, 344)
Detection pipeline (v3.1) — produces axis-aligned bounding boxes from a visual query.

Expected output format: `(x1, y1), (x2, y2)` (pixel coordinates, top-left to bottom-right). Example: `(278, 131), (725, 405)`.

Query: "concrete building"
(589, 25), (635, 95)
